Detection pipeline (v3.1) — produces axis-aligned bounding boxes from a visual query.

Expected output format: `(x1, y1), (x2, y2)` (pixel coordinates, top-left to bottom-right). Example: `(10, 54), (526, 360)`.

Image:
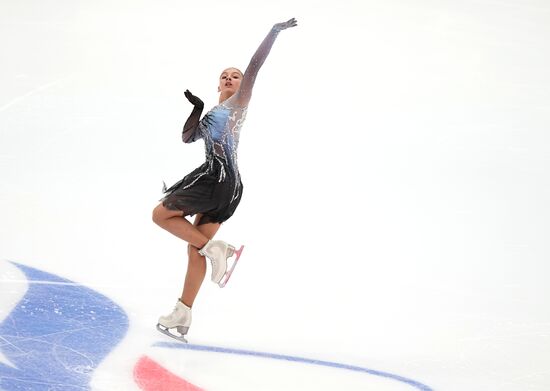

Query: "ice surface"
(1, 0), (549, 390)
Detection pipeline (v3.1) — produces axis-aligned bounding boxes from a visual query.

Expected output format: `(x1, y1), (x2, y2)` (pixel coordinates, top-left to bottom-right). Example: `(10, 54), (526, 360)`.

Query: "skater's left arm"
(234, 18), (298, 107)
(182, 90), (204, 144)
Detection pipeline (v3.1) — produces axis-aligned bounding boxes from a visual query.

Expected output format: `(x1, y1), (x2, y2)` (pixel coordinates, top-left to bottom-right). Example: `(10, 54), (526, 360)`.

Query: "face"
(218, 68), (243, 95)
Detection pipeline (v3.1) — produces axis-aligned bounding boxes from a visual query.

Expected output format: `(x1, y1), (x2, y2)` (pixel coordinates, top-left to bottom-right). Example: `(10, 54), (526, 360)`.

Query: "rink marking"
(154, 342), (433, 391)
(0, 262), (129, 391)
(134, 356), (204, 391)
(1, 280), (86, 286)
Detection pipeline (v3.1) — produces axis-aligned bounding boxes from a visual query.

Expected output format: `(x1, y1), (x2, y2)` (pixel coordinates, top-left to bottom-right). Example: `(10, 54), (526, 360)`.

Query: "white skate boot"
(199, 240), (244, 288)
(156, 300), (192, 343)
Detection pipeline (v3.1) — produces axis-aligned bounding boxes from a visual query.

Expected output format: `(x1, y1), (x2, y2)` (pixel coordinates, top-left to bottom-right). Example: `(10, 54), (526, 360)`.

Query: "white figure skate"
(199, 240), (244, 288)
(156, 300), (192, 343)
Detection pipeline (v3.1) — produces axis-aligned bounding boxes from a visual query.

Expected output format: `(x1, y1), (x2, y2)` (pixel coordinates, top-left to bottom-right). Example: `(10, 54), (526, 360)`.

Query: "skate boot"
(199, 240), (244, 288)
(156, 299), (192, 343)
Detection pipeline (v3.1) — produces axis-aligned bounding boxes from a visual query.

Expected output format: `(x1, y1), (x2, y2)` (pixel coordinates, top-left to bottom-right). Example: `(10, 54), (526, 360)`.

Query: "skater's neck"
(219, 91), (235, 103)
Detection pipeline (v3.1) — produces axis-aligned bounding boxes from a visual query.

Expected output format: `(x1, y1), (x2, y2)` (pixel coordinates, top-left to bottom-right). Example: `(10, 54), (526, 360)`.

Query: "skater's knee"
(152, 204), (163, 225)
(152, 204), (171, 226)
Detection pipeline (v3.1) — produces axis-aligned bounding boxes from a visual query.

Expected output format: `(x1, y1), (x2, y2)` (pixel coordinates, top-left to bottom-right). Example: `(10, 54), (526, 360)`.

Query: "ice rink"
(1, 0), (549, 390)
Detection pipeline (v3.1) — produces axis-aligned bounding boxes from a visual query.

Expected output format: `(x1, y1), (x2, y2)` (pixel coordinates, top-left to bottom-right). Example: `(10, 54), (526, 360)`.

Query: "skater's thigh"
(152, 202), (184, 221)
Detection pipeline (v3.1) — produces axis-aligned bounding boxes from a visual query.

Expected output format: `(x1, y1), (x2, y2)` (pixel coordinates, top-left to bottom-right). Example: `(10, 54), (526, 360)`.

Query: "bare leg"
(152, 203), (210, 249)
(180, 214), (221, 307)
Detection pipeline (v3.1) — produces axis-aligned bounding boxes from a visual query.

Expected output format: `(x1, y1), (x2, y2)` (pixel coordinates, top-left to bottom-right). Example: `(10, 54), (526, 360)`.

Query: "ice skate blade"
(156, 323), (188, 343)
(219, 245), (244, 288)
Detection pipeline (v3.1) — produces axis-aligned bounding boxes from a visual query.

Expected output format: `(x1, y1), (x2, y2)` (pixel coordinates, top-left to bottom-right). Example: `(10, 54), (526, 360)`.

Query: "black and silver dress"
(161, 26), (284, 225)
(162, 96), (247, 225)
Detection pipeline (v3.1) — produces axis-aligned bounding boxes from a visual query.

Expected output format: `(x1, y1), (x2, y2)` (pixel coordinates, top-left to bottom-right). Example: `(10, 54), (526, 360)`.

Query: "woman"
(152, 18), (298, 342)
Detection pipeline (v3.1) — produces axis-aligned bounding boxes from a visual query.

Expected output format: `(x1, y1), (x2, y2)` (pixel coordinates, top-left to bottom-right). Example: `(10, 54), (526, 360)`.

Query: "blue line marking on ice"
(154, 342), (434, 391)
(0, 263), (129, 390)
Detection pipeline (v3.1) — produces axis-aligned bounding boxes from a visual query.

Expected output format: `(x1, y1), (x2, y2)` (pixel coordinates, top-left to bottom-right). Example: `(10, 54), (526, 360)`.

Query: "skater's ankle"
(198, 239), (209, 250)
(178, 298), (192, 308)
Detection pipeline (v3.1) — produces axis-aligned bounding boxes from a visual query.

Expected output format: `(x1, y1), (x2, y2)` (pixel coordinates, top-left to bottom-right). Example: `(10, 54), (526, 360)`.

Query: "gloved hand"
(184, 89), (204, 109)
(273, 18), (298, 32)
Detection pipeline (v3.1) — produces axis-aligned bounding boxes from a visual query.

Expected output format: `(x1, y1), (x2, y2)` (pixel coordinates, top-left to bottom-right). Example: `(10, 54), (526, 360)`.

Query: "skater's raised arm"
(182, 90), (204, 144)
(235, 18), (298, 107)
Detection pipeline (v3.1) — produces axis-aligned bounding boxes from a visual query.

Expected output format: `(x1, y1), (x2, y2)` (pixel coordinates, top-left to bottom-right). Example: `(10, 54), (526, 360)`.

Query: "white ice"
(1, 0), (549, 390)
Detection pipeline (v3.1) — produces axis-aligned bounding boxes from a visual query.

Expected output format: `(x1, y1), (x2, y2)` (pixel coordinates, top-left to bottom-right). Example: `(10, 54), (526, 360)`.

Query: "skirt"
(161, 158), (243, 225)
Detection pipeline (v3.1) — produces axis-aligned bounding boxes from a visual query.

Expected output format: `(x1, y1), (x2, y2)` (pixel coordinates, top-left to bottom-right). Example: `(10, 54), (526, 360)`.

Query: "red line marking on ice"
(134, 355), (204, 391)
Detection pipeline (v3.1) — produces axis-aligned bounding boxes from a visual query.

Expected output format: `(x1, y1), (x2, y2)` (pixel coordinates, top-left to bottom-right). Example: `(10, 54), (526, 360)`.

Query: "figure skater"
(152, 18), (298, 342)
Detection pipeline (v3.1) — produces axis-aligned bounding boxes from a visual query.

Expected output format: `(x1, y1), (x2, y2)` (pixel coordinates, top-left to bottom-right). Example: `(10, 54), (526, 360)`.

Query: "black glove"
(184, 89), (204, 109)
(182, 90), (204, 144)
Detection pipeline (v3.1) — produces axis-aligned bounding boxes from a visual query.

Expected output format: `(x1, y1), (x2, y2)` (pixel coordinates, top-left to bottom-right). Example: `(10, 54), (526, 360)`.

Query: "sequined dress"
(161, 26), (284, 225)
(162, 96), (247, 225)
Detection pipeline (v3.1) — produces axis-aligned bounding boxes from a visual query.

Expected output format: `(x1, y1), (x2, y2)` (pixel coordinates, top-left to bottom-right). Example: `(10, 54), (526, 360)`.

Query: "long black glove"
(182, 89), (204, 144)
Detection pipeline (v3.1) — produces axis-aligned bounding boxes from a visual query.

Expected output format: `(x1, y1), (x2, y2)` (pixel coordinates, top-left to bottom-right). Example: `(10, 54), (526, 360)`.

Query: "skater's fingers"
(184, 90), (195, 102)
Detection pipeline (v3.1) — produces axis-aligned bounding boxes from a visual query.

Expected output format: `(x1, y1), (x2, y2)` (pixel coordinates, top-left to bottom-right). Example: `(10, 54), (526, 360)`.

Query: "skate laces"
(170, 300), (184, 315)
